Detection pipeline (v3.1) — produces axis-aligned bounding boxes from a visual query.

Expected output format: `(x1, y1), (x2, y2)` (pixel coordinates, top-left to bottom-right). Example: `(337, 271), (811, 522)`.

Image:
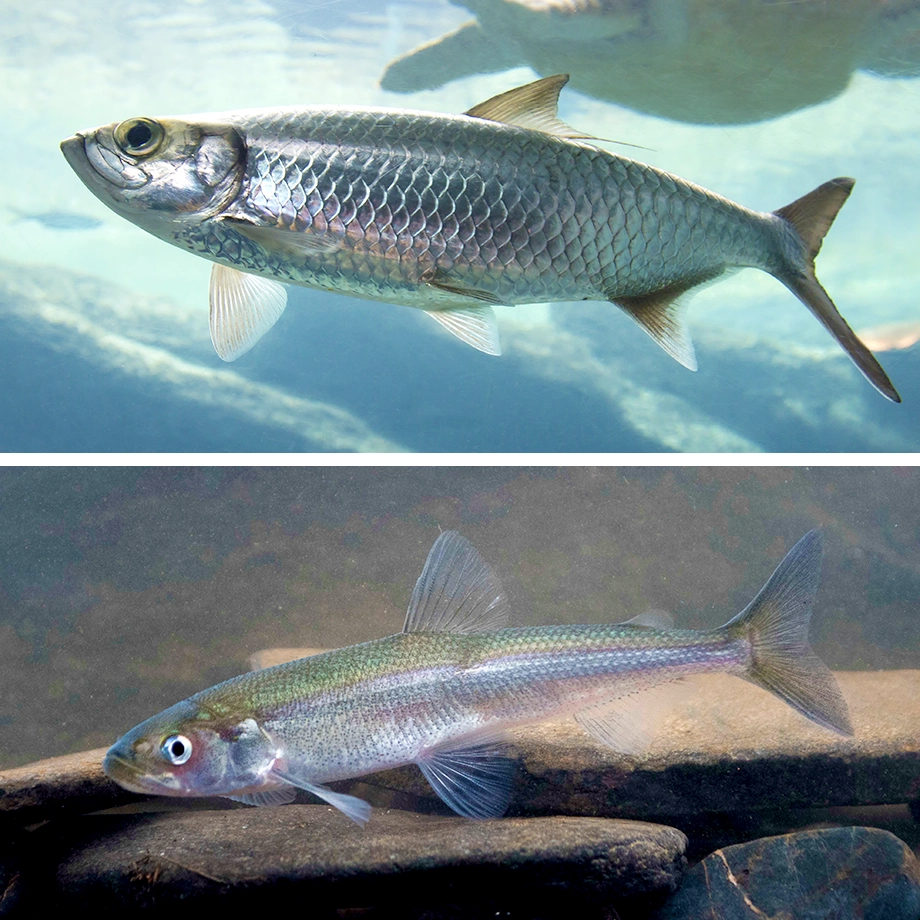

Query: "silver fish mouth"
(60, 131), (148, 192)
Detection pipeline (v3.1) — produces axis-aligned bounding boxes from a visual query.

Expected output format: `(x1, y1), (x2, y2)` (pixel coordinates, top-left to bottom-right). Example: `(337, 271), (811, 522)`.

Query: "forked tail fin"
(722, 530), (853, 736)
(773, 179), (901, 403)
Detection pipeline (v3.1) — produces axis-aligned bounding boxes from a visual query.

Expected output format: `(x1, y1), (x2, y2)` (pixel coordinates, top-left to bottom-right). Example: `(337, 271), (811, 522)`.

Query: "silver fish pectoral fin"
(416, 740), (517, 820)
(272, 766), (372, 826)
(209, 263), (288, 361)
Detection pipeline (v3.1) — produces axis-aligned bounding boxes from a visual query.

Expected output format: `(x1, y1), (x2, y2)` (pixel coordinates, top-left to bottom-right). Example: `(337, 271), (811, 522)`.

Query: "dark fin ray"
(609, 273), (726, 371)
(403, 531), (509, 634)
(773, 179), (900, 403)
(722, 530), (853, 736)
(416, 742), (516, 819)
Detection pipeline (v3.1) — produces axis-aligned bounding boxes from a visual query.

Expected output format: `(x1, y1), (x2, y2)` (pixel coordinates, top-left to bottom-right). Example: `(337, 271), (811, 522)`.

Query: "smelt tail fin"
(773, 179), (901, 403)
(722, 530), (853, 736)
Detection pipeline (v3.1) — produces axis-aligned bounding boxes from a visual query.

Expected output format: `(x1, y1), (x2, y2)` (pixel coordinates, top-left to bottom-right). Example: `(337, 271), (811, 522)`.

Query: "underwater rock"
(654, 827), (920, 920)
(0, 747), (130, 825)
(38, 807), (685, 911)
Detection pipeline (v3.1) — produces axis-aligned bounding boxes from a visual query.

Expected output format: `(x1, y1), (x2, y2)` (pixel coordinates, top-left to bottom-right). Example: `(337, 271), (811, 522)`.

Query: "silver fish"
(103, 529), (851, 825)
(60, 75), (899, 401)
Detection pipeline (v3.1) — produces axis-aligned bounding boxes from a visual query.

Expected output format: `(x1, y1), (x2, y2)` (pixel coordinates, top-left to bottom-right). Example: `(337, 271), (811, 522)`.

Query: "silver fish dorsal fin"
(209, 263), (288, 361)
(465, 74), (594, 140)
(403, 531), (509, 633)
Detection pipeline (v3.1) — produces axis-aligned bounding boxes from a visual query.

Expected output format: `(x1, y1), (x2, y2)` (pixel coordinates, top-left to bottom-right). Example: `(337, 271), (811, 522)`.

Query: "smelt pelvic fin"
(403, 530), (509, 633)
(209, 264), (287, 361)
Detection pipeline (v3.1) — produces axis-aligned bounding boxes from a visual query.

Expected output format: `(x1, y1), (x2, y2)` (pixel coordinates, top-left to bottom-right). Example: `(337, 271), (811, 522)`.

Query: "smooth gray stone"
(655, 827), (920, 920)
(39, 807), (686, 911)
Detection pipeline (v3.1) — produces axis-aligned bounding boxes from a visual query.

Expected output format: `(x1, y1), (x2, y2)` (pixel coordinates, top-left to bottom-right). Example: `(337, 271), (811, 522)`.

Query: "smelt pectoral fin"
(226, 786), (298, 807)
(403, 530), (509, 634)
(416, 741), (516, 819)
(608, 274), (721, 371)
(273, 767), (372, 825)
(424, 306), (502, 355)
(209, 263), (287, 361)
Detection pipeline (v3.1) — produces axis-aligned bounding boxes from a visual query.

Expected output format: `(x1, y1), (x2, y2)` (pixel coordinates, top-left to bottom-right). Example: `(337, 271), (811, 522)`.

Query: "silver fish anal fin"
(209, 263), (288, 361)
(272, 767), (372, 826)
(227, 786), (298, 807)
(608, 271), (726, 371)
(403, 530), (509, 634)
(465, 74), (593, 141)
(424, 307), (502, 355)
(416, 741), (516, 819)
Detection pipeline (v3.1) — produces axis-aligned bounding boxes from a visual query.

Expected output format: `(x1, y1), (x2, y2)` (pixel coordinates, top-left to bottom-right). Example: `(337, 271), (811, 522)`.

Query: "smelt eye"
(161, 734), (192, 765)
(114, 117), (165, 156)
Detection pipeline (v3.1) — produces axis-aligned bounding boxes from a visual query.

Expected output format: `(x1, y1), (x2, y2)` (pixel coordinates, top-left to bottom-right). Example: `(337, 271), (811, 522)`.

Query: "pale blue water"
(1, 0), (919, 451)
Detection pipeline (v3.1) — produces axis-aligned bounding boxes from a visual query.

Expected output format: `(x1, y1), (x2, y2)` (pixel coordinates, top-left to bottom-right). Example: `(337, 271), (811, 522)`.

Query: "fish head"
(60, 115), (245, 237)
(103, 698), (280, 799)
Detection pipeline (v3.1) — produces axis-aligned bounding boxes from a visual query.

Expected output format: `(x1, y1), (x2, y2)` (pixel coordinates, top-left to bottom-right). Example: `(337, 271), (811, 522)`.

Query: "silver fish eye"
(161, 734), (192, 765)
(114, 117), (165, 157)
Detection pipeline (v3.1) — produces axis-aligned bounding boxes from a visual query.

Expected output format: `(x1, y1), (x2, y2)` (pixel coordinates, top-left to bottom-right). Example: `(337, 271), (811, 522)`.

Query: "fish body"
(104, 529), (852, 824)
(60, 76), (899, 400)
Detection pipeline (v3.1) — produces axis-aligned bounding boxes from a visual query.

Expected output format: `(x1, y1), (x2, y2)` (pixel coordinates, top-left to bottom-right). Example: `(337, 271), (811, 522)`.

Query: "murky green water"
(1, 466), (917, 770)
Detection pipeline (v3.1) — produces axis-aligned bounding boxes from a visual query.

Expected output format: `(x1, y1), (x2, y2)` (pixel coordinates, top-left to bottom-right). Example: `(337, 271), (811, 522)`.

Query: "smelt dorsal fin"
(465, 74), (594, 140)
(403, 531), (508, 634)
(209, 263), (287, 361)
(425, 306), (502, 355)
(416, 741), (516, 819)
